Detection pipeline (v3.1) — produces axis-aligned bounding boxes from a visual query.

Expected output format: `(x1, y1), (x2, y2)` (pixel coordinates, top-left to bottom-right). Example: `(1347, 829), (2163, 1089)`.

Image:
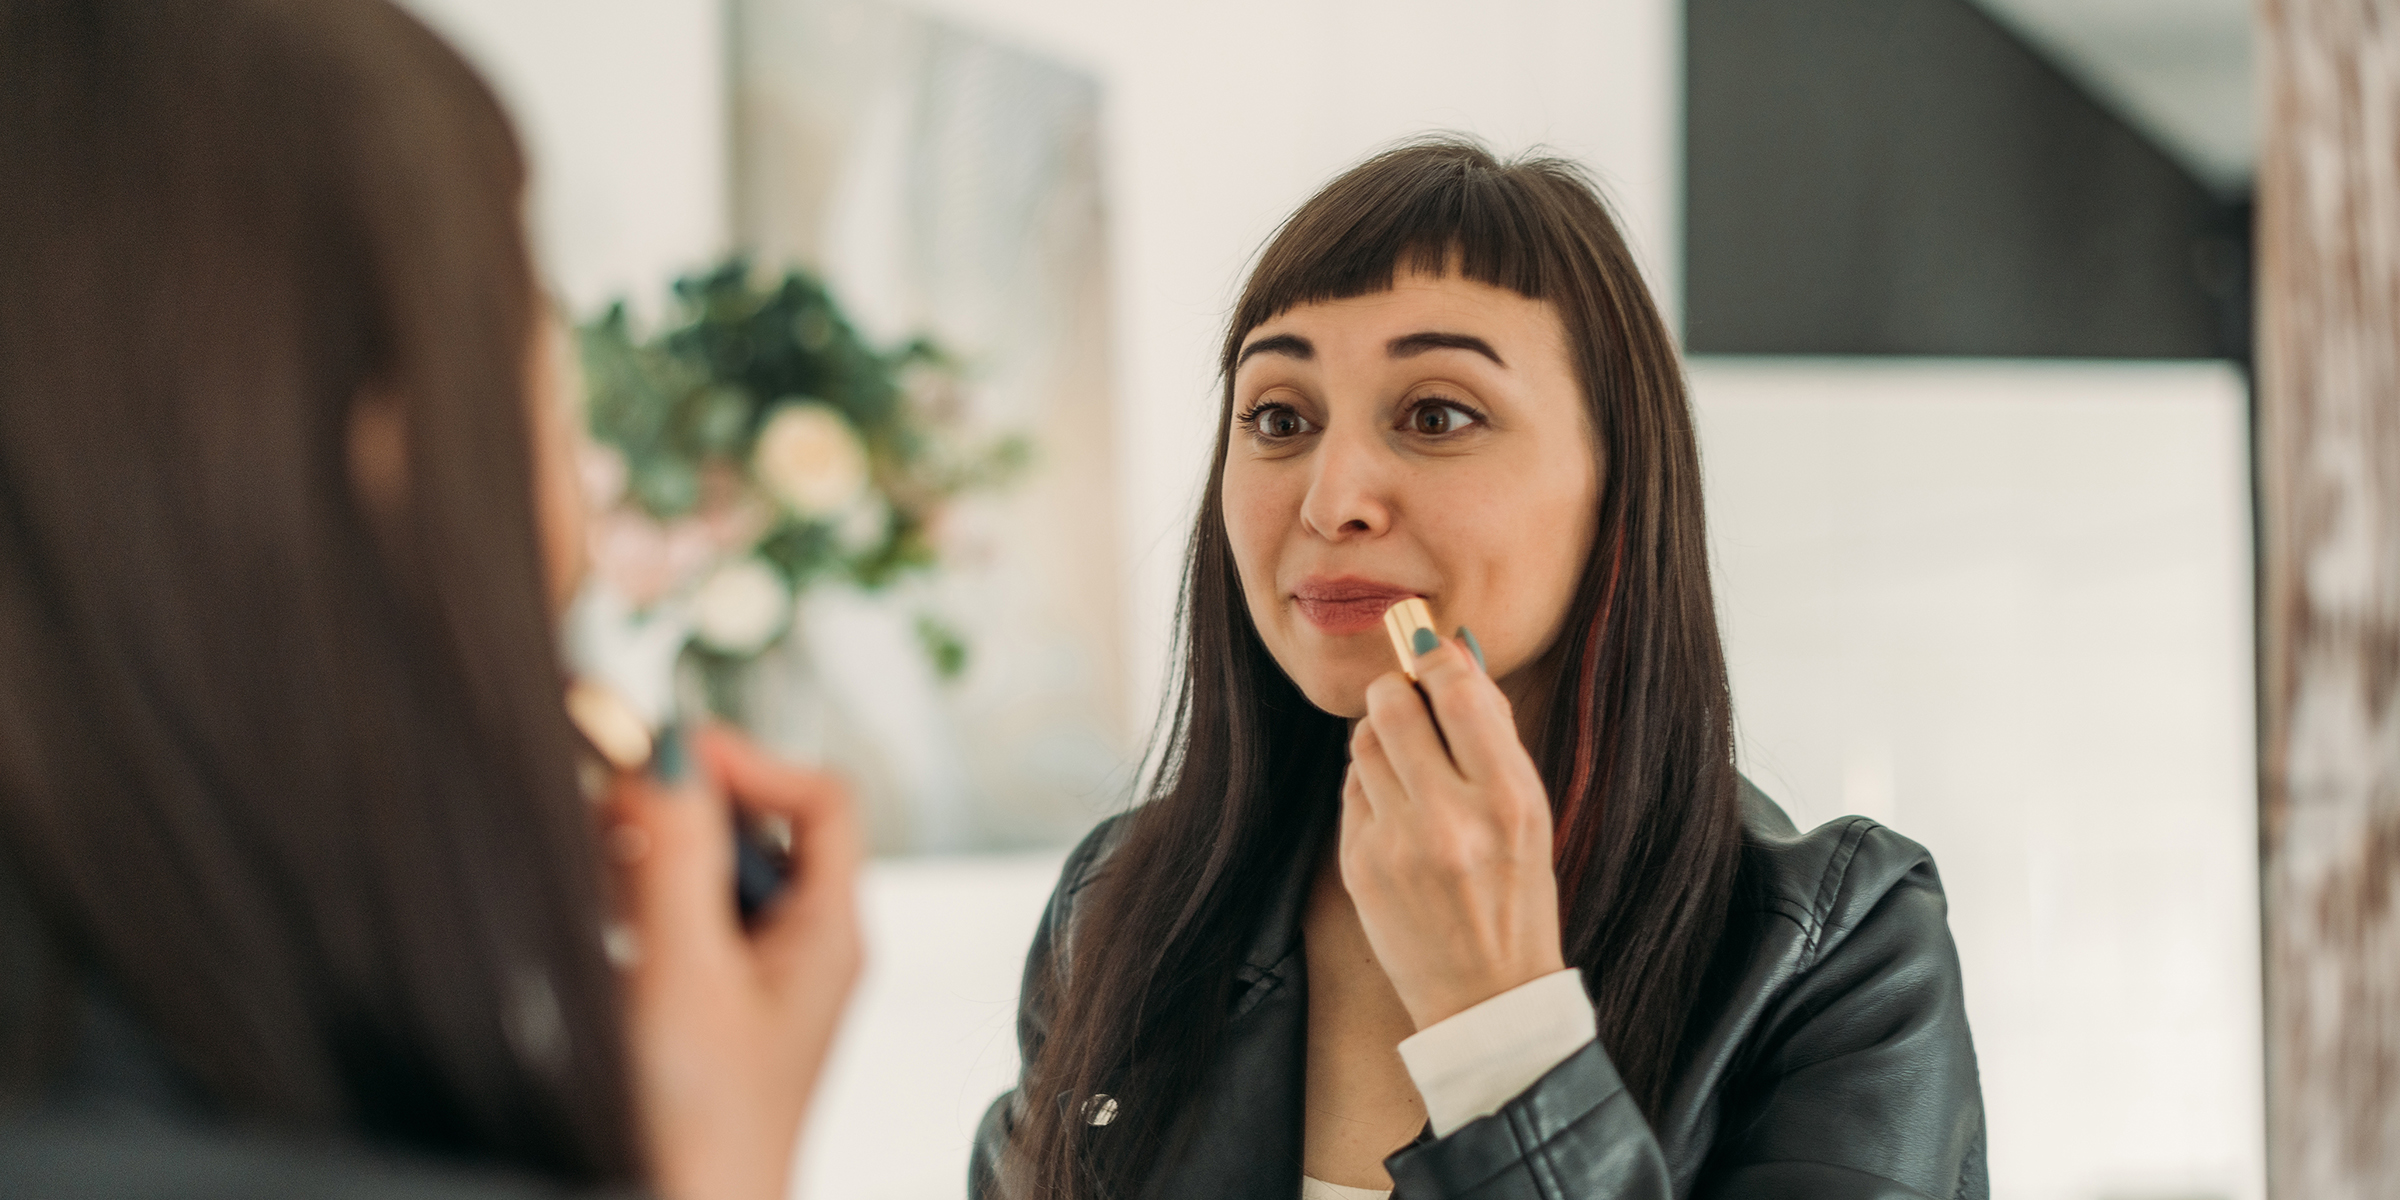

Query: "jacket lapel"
(1141, 817), (1322, 1200)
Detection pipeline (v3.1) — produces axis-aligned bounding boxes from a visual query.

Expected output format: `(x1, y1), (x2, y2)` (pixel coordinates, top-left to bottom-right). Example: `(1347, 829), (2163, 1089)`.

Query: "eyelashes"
(1235, 401), (1313, 439)
(1234, 396), (1487, 440)
(1406, 398), (1484, 436)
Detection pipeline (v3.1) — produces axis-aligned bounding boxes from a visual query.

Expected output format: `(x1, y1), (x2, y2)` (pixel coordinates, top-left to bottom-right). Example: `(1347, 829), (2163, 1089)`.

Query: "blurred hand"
(1342, 638), (1565, 1030)
(608, 725), (864, 1200)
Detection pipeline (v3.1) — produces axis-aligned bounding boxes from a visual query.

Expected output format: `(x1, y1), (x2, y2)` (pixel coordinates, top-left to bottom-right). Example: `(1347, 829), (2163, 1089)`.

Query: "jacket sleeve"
(969, 816), (1123, 1200)
(1381, 1037), (1674, 1200)
(1696, 849), (1986, 1200)
(1384, 829), (1984, 1200)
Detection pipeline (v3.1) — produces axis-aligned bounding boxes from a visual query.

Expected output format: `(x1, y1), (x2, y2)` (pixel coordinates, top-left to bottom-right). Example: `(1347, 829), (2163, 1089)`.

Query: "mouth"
(1291, 576), (1422, 636)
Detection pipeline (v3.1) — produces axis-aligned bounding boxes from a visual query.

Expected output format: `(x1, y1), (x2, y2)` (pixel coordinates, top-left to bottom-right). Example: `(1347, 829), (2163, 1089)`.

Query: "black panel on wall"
(1685, 0), (2250, 359)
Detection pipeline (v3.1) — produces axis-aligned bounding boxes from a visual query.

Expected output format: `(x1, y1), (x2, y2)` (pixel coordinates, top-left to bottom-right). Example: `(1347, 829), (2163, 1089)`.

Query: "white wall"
(398, 0), (728, 315)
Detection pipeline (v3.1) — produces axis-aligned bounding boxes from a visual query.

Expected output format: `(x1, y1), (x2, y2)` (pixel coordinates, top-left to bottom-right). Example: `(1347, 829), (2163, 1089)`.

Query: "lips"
(1292, 576), (1421, 636)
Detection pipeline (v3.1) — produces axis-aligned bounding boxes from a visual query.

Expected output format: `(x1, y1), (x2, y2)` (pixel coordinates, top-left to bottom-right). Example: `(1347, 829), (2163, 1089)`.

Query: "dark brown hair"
(1008, 138), (1743, 1197)
(0, 0), (638, 1182)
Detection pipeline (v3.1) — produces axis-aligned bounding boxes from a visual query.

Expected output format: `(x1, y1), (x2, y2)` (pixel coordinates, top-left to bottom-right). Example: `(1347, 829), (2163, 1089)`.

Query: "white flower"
(690, 557), (792, 656)
(753, 402), (869, 518)
(833, 495), (891, 555)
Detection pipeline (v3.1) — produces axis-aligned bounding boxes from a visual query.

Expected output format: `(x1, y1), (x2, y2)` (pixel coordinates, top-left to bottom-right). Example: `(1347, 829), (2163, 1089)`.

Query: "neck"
(1498, 651), (1562, 753)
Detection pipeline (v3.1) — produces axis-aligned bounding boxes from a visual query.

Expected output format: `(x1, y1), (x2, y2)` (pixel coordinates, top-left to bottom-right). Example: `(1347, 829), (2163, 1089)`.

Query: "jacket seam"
(1726, 1155), (1946, 1199)
(1429, 1078), (1630, 1197)
(1801, 818), (1872, 969)
(1060, 815), (1124, 899)
(1046, 818), (1124, 995)
(1226, 954), (1290, 1023)
(1513, 1100), (1571, 1200)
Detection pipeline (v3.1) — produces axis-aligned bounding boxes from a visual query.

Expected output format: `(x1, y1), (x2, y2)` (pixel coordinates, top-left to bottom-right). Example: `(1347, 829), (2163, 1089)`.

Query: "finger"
(696, 727), (863, 977)
(1337, 761), (1375, 888)
(1411, 638), (1520, 783)
(1361, 670), (1460, 798)
(1340, 758), (1374, 823)
(695, 727), (859, 878)
(1348, 714), (1414, 813)
(610, 764), (740, 971)
(696, 725), (850, 822)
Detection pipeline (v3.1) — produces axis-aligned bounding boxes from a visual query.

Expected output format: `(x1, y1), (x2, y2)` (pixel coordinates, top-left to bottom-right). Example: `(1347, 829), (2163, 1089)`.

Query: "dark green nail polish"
(651, 722), (692, 786)
(1458, 626), (1486, 673)
(1411, 628), (1439, 657)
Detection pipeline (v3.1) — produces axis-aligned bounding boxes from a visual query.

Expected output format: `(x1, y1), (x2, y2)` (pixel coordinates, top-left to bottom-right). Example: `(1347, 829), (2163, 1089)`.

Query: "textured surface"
(2257, 1), (2400, 1193)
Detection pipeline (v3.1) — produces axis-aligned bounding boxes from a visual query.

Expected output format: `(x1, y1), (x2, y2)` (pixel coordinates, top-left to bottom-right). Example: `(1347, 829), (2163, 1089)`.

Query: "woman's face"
(1221, 270), (1601, 719)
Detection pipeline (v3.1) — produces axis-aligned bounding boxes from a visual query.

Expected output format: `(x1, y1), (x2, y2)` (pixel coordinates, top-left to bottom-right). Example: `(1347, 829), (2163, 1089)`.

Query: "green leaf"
(631, 459), (700, 516)
(914, 614), (969, 681)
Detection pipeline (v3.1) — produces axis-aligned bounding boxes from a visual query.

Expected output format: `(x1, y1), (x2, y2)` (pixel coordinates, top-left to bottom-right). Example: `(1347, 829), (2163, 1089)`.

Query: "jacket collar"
(1143, 801), (1326, 1199)
(1235, 786), (1335, 999)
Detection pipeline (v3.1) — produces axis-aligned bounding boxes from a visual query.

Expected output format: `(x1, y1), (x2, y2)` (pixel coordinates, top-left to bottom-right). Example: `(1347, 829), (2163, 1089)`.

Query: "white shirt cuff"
(1396, 968), (1596, 1137)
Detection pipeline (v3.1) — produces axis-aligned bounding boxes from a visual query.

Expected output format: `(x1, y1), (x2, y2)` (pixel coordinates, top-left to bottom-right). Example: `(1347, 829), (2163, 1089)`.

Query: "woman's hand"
(1342, 636), (1565, 1030)
(607, 726), (865, 1200)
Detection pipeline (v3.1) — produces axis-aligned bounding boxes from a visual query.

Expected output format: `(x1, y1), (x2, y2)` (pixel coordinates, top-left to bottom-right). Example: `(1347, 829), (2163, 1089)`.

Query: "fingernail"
(651, 722), (692, 786)
(1411, 627), (1439, 657)
(1458, 626), (1486, 673)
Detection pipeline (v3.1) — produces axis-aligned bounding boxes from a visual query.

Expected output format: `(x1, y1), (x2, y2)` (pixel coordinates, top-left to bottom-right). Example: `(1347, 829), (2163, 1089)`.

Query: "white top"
(1299, 968), (1597, 1200)
(1299, 1178), (1391, 1200)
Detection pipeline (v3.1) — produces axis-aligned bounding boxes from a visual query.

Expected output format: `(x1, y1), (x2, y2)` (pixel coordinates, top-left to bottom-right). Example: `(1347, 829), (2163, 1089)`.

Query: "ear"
(346, 384), (411, 527)
(529, 313), (590, 616)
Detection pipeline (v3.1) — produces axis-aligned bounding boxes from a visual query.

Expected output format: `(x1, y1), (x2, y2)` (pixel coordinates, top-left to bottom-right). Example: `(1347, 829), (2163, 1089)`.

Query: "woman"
(0, 3), (859, 1198)
(973, 141), (1985, 1199)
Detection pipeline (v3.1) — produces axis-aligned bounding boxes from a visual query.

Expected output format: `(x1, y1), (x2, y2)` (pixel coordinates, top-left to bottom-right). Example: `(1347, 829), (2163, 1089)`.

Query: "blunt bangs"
(1222, 138), (1604, 371)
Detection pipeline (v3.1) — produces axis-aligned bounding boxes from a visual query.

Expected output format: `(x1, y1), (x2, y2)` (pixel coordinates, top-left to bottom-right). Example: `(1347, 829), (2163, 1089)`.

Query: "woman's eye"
(1243, 404), (1314, 440)
(1408, 401), (1480, 436)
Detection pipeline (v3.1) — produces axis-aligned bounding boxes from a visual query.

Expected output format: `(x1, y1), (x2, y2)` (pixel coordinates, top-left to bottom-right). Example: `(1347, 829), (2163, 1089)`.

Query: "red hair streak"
(1555, 528), (1625, 901)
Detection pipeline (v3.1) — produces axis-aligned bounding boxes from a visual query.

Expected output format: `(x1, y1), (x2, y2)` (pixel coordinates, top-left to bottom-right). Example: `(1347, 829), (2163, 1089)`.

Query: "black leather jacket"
(971, 778), (1988, 1199)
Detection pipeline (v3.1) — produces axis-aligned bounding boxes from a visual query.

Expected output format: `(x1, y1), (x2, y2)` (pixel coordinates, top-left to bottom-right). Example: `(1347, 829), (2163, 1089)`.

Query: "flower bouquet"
(569, 259), (1025, 727)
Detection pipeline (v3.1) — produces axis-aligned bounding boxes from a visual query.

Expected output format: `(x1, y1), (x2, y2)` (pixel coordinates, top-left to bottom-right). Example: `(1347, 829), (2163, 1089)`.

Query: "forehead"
(1239, 270), (1563, 361)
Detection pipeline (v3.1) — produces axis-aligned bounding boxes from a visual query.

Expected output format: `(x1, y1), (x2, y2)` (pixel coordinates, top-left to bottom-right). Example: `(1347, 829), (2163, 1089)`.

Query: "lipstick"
(564, 677), (793, 923)
(1382, 597), (1438, 680)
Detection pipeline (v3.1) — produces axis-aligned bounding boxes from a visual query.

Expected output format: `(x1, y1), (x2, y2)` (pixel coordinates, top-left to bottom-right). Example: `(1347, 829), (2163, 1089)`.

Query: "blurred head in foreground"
(0, 0), (634, 1181)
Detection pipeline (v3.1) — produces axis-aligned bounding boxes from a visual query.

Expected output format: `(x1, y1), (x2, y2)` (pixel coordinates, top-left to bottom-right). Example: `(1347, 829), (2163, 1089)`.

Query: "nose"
(1299, 422), (1394, 541)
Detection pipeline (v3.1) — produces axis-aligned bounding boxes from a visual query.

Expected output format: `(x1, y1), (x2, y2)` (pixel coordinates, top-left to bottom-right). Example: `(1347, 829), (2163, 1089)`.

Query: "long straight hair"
(0, 0), (639, 1183)
(1010, 139), (1743, 1198)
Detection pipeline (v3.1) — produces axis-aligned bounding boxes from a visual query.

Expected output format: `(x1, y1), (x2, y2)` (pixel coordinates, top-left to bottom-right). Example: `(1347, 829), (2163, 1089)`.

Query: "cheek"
(1538, 470), (1603, 629)
(1218, 457), (1288, 603)
(1440, 444), (1600, 660)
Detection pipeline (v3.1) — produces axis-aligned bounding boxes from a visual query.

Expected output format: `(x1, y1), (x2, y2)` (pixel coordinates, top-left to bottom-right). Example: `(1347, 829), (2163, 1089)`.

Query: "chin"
(1285, 665), (1373, 720)
(1260, 621), (1382, 719)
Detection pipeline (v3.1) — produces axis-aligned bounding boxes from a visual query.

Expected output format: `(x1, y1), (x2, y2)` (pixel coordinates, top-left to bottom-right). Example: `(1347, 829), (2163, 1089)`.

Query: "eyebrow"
(1387, 331), (1506, 367)
(1235, 333), (1313, 368)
